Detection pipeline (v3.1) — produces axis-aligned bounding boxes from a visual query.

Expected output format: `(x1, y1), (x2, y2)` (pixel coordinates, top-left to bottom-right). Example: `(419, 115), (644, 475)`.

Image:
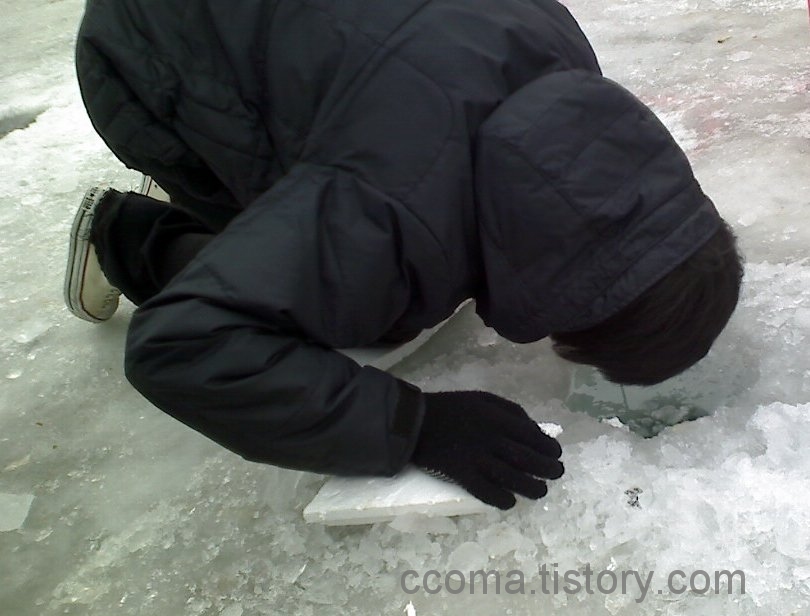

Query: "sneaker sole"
(64, 187), (117, 322)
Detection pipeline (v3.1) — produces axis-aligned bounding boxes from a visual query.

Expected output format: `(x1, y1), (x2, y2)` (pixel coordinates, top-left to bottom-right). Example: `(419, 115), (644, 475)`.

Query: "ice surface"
(2, 0), (810, 615)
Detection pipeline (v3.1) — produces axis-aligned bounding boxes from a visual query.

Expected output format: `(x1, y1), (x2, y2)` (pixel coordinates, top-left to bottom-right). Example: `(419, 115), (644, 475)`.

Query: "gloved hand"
(411, 391), (564, 510)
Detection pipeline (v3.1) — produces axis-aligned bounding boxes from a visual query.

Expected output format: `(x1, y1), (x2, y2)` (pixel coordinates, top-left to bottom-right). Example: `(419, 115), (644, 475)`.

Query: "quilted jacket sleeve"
(124, 163), (427, 476)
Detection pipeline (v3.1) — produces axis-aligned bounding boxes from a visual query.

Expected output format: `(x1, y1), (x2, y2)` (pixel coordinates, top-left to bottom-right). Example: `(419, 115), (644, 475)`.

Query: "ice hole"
(564, 335), (760, 437)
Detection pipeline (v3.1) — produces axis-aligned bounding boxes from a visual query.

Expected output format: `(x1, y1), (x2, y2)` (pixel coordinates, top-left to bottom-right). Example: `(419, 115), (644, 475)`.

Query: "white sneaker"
(64, 187), (122, 322)
(139, 175), (170, 202)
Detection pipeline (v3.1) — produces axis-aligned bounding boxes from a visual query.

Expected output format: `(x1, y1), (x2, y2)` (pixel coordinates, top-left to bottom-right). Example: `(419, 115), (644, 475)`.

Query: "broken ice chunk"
(447, 541), (489, 572)
(537, 422), (563, 439)
(0, 493), (35, 531)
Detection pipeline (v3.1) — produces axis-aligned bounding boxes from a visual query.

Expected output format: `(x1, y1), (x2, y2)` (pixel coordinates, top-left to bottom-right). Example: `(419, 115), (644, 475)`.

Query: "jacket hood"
(474, 70), (721, 343)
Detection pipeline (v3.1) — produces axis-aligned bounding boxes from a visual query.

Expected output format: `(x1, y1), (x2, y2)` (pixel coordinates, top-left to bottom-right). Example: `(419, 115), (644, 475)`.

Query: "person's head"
(550, 220), (744, 386)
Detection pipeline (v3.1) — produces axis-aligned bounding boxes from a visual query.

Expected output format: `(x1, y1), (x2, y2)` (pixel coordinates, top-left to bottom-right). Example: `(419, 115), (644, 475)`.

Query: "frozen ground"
(1, 0), (809, 614)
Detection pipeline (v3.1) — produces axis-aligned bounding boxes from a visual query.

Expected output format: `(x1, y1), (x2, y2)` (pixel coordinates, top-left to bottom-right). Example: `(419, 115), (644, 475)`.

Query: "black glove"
(411, 391), (564, 510)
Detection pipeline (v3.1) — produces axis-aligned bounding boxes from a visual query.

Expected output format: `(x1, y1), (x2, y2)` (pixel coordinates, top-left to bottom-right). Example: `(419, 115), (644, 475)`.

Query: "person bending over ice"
(65, 0), (743, 510)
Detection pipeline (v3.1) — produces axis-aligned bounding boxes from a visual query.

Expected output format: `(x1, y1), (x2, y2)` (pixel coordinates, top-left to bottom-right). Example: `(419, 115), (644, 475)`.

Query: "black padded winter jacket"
(75, 0), (720, 476)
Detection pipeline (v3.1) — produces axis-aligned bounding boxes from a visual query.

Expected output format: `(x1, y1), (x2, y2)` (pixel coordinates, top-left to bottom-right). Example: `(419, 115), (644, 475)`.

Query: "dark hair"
(550, 220), (744, 386)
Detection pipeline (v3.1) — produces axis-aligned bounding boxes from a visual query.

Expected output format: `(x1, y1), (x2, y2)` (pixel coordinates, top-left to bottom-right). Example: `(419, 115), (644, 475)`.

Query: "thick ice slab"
(304, 423), (562, 525)
(336, 323), (454, 372)
(303, 468), (494, 526)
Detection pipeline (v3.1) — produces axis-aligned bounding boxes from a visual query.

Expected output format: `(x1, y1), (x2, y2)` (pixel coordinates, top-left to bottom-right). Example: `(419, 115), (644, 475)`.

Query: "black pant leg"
(91, 191), (214, 305)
